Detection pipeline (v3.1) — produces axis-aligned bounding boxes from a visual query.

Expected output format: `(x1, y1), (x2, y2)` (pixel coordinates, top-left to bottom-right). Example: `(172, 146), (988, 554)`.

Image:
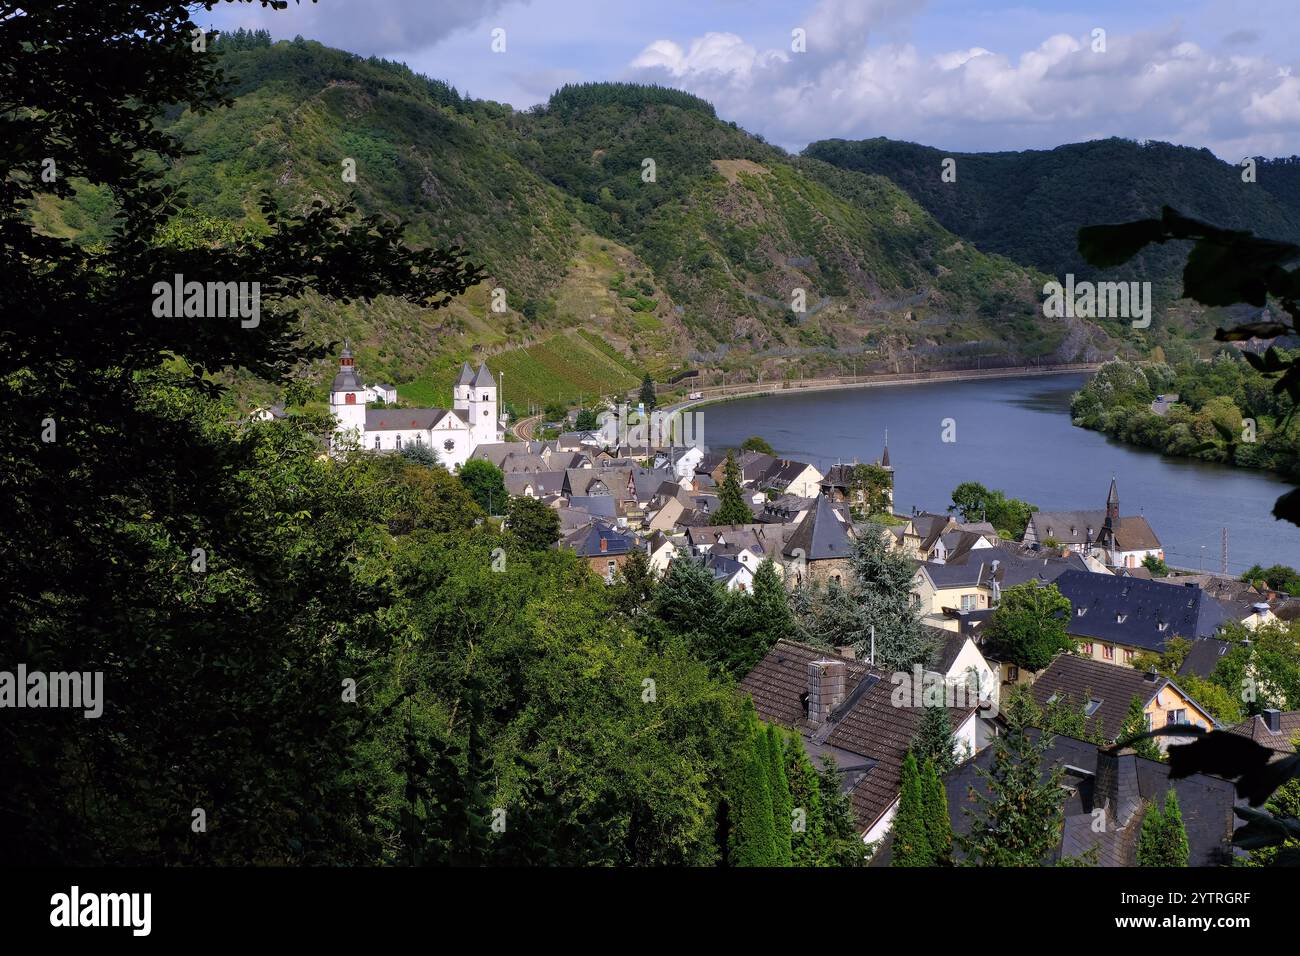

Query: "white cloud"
(624, 0), (1300, 158)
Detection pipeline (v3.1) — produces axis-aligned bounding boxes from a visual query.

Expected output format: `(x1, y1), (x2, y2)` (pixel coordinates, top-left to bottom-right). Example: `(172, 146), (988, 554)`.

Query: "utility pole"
(1221, 527), (1228, 575)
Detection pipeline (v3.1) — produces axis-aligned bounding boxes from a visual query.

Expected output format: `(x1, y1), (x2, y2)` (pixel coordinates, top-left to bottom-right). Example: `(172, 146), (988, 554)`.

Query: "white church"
(329, 345), (503, 471)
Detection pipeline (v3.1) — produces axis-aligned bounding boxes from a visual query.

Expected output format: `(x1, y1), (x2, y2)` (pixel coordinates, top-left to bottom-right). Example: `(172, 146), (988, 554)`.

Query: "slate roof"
(1027, 509), (1105, 546)
(455, 362), (474, 386)
(782, 493), (852, 561)
(739, 640), (974, 834)
(919, 546), (1086, 590)
(761, 458), (817, 490)
(365, 408), (459, 431)
(471, 363), (496, 387)
(1177, 638), (1232, 679)
(1053, 569), (1230, 649)
(561, 521), (637, 558)
(1030, 654), (1214, 743)
(1101, 515), (1162, 552)
(1228, 711), (1300, 754)
(929, 732), (1238, 867)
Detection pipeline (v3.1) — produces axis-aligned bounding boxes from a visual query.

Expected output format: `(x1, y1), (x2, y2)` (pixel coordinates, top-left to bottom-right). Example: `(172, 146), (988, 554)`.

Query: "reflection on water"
(701, 373), (1300, 574)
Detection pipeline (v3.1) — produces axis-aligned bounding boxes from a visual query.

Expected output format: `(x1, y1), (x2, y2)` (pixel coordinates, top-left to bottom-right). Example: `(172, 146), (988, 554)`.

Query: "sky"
(205, 0), (1300, 159)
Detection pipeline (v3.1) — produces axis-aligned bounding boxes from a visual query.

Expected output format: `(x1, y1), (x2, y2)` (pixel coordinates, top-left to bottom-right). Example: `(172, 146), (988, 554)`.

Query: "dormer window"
(1084, 698), (1103, 717)
(1157, 621), (1169, 632)
(1076, 607), (1087, 616)
(1116, 613), (1127, 624)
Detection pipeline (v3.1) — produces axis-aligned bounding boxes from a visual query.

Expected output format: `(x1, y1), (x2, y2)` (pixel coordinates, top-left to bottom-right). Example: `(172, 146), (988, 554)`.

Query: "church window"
(444, 439), (455, 452)
(395, 435), (402, 449)
(374, 436), (380, 449)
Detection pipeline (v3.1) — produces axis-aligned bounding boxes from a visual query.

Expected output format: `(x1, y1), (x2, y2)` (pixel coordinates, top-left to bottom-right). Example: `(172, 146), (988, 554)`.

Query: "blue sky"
(206, 0), (1300, 158)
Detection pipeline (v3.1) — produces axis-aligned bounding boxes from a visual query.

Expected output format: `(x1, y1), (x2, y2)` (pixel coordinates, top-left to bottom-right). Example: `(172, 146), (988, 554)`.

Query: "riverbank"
(663, 362), (1101, 416)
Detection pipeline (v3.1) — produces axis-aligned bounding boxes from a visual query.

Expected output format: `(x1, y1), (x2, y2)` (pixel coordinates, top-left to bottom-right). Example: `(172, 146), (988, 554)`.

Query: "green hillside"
(33, 34), (1121, 410)
(805, 136), (1300, 350)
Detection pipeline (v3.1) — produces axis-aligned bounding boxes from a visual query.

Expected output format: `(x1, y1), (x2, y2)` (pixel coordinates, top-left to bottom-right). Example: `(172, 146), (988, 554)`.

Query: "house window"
(1006, 665), (1019, 682)
(1144, 712), (1153, 730)
(961, 594), (978, 611)
(909, 592), (920, 609)
(1102, 645), (1114, 660)
(1123, 649), (1134, 663)
(607, 560), (617, 577)
(1079, 642), (1093, 656)
(1168, 709), (1187, 726)
(1084, 698), (1103, 717)
(395, 435), (402, 449)
(373, 435), (380, 449)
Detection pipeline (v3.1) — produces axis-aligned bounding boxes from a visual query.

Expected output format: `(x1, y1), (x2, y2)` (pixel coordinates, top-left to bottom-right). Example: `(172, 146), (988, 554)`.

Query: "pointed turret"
(880, 428), (891, 469)
(1105, 476), (1119, 525)
(472, 362), (497, 388)
(454, 361), (474, 411)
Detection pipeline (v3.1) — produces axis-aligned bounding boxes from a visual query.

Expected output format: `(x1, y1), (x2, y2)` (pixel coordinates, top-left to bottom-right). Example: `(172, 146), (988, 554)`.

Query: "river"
(697, 372), (1300, 574)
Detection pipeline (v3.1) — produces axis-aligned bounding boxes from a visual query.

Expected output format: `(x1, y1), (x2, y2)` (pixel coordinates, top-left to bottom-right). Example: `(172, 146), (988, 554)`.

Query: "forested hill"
(35, 33), (1125, 407)
(804, 136), (1300, 301)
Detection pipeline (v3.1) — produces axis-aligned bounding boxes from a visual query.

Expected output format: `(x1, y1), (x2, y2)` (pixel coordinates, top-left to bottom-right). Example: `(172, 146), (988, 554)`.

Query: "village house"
(909, 547), (1089, 629)
(1023, 478), (1163, 570)
(781, 494), (855, 586)
(740, 640), (996, 847)
(1052, 569), (1230, 667)
(1030, 653), (1218, 748)
(897, 734), (1240, 866)
(1228, 708), (1300, 755)
(559, 521), (640, 583)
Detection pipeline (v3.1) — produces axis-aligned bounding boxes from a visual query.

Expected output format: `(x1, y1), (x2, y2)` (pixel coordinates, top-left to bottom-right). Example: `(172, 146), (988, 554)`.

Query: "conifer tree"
(728, 704), (779, 866)
(639, 373), (658, 411)
(784, 730), (827, 866)
(958, 708), (1067, 866)
(765, 725), (794, 865)
(921, 758), (953, 865)
(1137, 789), (1189, 866)
(848, 528), (927, 669)
(912, 705), (958, 775)
(891, 751), (933, 866)
(715, 452), (753, 525)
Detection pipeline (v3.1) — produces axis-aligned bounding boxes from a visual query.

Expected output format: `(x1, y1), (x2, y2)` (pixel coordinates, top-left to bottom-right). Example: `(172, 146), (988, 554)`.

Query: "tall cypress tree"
(765, 725), (793, 866)
(891, 751), (933, 866)
(715, 452), (753, 525)
(921, 757), (953, 865)
(728, 704), (779, 866)
(784, 730), (826, 866)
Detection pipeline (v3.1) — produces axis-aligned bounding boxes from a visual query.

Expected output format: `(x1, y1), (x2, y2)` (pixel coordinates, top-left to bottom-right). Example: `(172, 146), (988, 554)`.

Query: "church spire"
(880, 428), (891, 469)
(1105, 475), (1119, 524)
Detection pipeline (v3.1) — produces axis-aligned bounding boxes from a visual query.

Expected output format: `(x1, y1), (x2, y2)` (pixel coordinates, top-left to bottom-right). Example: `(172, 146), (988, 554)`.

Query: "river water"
(698, 373), (1300, 574)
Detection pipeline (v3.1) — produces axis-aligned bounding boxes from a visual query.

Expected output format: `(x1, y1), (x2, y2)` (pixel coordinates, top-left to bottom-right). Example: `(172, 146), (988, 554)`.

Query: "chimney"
(836, 645), (856, 660)
(1144, 668), (1159, 682)
(1264, 708), (1282, 733)
(1095, 747), (1142, 828)
(599, 537), (608, 552)
(807, 659), (847, 726)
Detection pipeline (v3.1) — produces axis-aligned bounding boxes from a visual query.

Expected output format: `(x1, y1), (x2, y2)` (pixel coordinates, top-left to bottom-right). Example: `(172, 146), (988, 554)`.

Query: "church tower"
(467, 362), (499, 448)
(1104, 476), (1120, 528)
(453, 361), (474, 412)
(330, 344), (367, 443)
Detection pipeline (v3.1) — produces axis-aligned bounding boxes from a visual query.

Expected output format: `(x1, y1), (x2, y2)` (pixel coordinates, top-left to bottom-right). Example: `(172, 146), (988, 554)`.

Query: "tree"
(891, 751), (933, 866)
(740, 435), (775, 455)
(958, 706), (1067, 866)
(0, 0), (486, 864)
(505, 495), (560, 551)
(1142, 554), (1170, 576)
(639, 373), (658, 411)
(715, 452), (753, 525)
(651, 556), (724, 661)
(850, 463), (894, 516)
(728, 706), (780, 866)
(1137, 790), (1189, 866)
(765, 725), (793, 866)
(847, 528), (929, 669)
(543, 401), (568, 422)
(948, 481), (1037, 539)
(981, 581), (1074, 672)
(459, 459), (508, 515)
(400, 442), (439, 467)
(611, 549), (657, 618)
(1119, 696), (1164, 761)
(921, 757), (953, 865)
(912, 705), (959, 775)
(575, 408), (599, 431)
